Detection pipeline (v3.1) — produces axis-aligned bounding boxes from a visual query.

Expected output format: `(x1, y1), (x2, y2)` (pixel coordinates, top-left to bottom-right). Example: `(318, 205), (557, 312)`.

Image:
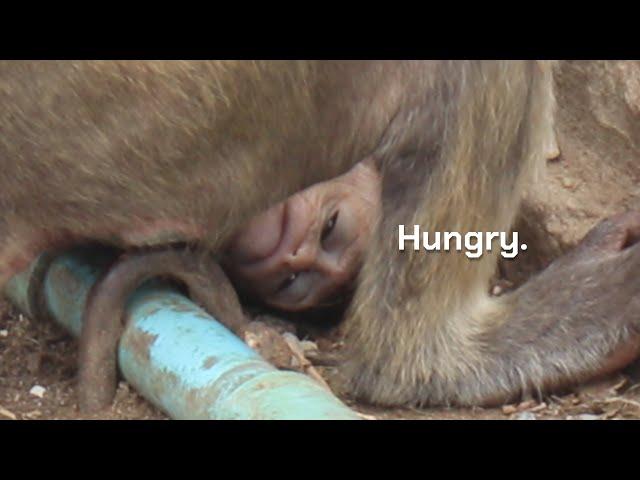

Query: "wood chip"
(611, 377), (629, 393)
(282, 333), (332, 391)
(517, 400), (537, 411)
(602, 407), (622, 419)
(0, 405), (17, 420)
(602, 397), (640, 411)
(529, 402), (547, 413)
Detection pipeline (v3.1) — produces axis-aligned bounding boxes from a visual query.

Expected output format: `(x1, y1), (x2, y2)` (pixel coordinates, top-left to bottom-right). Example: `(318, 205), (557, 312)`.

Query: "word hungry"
(398, 225), (527, 259)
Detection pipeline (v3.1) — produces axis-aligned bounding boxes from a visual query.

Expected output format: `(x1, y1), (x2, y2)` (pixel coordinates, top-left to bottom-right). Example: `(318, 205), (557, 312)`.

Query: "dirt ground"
(3, 60), (640, 420)
(2, 294), (640, 420)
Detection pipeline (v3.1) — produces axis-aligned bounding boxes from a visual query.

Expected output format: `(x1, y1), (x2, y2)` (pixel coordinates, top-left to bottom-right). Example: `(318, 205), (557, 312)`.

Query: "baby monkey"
(223, 159), (381, 312)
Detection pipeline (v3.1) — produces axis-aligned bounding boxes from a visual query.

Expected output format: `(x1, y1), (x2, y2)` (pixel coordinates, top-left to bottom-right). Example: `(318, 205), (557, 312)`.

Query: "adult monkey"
(2, 61), (639, 410)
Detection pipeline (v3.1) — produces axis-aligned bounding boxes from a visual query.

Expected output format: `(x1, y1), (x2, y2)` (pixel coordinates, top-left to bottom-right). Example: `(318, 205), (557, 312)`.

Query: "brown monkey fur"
(78, 248), (247, 411)
(2, 60), (640, 408)
(0, 60), (393, 282)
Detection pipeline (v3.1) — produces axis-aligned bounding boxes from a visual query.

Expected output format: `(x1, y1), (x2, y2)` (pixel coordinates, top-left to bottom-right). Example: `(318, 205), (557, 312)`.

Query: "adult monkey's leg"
(343, 61), (640, 407)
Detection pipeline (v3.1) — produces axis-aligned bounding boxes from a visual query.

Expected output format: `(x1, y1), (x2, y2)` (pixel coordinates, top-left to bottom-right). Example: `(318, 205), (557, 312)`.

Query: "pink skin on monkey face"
(223, 161), (381, 312)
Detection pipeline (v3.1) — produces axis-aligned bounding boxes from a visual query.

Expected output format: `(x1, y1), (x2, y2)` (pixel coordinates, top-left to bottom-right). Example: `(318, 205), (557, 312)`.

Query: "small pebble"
(573, 414), (600, 421)
(513, 412), (537, 420)
(29, 385), (46, 399)
(356, 412), (378, 420)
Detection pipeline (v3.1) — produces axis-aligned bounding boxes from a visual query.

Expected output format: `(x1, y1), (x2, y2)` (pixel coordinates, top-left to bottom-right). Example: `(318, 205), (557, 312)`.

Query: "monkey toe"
(595, 335), (640, 379)
(579, 211), (640, 254)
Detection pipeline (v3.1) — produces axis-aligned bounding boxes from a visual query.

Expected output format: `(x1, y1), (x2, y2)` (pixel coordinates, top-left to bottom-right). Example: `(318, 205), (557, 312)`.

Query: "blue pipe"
(4, 248), (361, 420)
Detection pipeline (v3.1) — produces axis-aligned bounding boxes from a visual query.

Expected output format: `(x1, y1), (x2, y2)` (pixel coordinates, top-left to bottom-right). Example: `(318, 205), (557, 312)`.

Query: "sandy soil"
(2, 296), (640, 420)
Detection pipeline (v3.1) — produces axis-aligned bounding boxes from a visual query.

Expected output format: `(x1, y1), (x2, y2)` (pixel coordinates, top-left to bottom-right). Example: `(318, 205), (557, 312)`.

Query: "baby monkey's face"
(223, 161), (381, 311)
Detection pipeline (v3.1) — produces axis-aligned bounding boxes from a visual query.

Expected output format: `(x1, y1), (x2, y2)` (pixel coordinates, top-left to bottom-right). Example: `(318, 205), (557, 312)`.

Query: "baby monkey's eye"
(278, 272), (298, 292)
(321, 211), (339, 243)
